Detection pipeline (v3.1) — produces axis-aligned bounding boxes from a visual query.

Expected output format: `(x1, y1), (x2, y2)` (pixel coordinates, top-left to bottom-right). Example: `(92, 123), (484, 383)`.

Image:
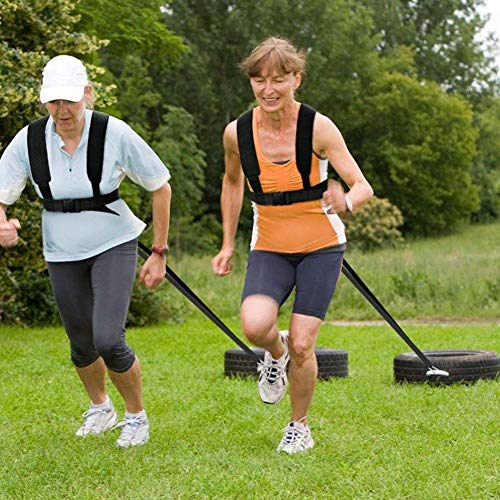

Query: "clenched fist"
(0, 219), (21, 247)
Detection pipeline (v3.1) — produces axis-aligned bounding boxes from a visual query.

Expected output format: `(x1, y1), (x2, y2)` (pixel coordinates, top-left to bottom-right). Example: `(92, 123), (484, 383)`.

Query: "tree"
(360, 0), (499, 102)
(471, 97), (500, 221)
(353, 72), (479, 236)
(74, 0), (186, 128)
(76, 0), (185, 77)
(151, 106), (213, 254)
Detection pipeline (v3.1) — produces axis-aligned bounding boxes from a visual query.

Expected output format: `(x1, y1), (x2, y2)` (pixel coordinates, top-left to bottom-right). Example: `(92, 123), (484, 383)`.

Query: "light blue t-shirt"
(0, 110), (170, 262)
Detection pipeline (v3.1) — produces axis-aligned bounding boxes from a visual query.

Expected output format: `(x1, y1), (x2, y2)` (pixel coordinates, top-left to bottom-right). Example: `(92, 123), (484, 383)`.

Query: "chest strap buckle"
(62, 199), (80, 212)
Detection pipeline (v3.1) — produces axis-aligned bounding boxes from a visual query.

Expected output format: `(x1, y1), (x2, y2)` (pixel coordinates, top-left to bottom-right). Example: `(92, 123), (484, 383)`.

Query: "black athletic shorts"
(241, 245), (345, 320)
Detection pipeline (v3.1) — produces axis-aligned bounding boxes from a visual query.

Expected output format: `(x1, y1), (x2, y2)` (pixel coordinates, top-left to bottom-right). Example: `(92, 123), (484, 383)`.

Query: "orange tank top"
(248, 107), (346, 253)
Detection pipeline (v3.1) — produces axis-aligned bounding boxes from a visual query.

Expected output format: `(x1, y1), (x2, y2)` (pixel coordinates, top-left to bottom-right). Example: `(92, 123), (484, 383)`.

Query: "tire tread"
(224, 347), (348, 380)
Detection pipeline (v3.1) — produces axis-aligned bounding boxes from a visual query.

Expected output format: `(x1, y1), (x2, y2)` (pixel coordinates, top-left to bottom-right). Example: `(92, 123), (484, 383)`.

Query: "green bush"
(0, 268), (59, 325)
(126, 276), (163, 327)
(344, 196), (405, 252)
(0, 187), (55, 325)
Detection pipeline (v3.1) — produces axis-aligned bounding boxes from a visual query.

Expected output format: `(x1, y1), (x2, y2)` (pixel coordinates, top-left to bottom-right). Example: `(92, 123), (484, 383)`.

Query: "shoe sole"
(277, 439), (315, 454)
(116, 433), (150, 448)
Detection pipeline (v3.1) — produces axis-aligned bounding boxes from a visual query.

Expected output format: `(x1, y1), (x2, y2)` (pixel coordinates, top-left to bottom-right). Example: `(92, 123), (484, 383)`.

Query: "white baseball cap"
(39, 55), (88, 104)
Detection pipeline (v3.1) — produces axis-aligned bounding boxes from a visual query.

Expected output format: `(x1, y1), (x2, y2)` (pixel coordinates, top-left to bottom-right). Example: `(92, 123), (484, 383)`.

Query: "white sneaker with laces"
(114, 416), (150, 448)
(75, 405), (118, 437)
(276, 419), (314, 454)
(257, 330), (289, 404)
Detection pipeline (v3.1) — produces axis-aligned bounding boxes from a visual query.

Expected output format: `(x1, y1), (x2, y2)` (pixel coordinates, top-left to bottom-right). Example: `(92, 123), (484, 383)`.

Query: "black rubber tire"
(394, 349), (500, 384)
(224, 347), (348, 380)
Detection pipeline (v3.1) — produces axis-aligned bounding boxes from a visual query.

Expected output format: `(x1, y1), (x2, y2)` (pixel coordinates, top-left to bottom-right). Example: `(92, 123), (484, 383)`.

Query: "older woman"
(212, 37), (373, 454)
(0, 55), (172, 448)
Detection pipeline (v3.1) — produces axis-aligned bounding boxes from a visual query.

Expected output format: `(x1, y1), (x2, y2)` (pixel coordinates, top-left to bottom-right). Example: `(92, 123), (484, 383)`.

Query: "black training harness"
(236, 103), (327, 206)
(27, 111), (120, 215)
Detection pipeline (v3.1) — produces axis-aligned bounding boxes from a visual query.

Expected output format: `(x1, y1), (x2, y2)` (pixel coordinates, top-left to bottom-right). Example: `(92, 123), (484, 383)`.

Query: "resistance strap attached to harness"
(236, 103), (327, 206)
(27, 111), (120, 215)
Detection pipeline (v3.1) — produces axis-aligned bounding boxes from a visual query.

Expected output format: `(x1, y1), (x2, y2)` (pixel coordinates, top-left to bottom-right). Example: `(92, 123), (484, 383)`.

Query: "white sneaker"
(257, 330), (289, 404)
(114, 416), (150, 448)
(75, 405), (118, 437)
(276, 419), (314, 454)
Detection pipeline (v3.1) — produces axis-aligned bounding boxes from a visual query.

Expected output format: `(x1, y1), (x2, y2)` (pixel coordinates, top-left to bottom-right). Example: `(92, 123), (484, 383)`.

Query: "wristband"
(345, 194), (353, 213)
(151, 245), (169, 256)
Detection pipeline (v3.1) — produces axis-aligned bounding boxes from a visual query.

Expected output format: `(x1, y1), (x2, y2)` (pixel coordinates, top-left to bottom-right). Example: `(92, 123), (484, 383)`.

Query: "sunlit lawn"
(0, 319), (498, 498)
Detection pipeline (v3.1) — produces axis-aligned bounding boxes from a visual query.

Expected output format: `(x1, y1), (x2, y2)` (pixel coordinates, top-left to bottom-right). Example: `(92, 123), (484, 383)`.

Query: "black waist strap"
(42, 189), (120, 215)
(247, 180), (327, 206)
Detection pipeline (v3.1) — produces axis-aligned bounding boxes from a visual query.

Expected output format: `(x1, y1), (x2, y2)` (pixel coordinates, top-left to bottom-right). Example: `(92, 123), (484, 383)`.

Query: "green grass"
(0, 319), (498, 499)
(160, 222), (500, 323)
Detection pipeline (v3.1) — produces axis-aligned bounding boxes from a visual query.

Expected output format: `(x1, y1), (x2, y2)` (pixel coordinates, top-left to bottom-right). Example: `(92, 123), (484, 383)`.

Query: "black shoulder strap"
(27, 115), (52, 199)
(28, 111), (109, 199)
(237, 104), (317, 195)
(237, 109), (262, 193)
(295, 103), (316, 189)
(87, 111), (109, 196)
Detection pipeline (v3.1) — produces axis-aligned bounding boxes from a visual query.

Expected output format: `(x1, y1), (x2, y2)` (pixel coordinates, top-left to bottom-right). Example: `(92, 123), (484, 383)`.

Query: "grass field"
(0, 319), (498, 499)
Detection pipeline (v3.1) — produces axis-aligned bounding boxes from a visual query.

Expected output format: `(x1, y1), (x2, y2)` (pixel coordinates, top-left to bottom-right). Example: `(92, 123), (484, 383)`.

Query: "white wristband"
(345, 194), (353, 213)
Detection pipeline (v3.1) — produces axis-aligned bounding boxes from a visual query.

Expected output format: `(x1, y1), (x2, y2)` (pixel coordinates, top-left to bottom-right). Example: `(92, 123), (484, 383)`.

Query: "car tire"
(224, 347), (348, 380)
(394, 349), (500, 384)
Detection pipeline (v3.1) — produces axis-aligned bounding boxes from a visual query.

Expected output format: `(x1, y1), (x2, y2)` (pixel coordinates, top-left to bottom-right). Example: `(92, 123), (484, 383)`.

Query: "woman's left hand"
(322, 179), (348, 214)
(139, 253), (166, 289)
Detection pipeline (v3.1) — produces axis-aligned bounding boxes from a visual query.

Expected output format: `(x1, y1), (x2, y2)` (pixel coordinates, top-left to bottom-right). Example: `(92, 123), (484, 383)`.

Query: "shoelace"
(113, 417), (146, 439)
(80, 407), (110, 431)
(282, 426), (301, 443)
(257, 359), (283, 384)
(281, 418), (309, 444)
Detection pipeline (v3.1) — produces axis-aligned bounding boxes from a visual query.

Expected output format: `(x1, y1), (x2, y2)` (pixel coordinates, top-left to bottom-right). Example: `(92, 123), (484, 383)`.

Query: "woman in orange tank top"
(212, 37), (373, 454)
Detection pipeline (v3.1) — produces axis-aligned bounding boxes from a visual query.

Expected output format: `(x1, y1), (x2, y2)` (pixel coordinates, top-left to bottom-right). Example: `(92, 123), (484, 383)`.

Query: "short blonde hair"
(239, 37), (307, 78)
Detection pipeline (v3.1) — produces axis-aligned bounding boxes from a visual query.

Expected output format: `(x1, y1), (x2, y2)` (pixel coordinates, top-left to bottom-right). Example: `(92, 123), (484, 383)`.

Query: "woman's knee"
(241, 295), (278, 342)
(289, 337), (315, 366)
(241, 320), (273, 343)
(94, 336), (135, 372)
(241, 312), (276, 343)
(71, 347), (99, 368)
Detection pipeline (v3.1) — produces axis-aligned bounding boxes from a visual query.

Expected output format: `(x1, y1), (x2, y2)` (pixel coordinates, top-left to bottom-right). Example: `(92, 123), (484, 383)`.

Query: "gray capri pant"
(47, 238), (138, 372)
(242, 245), (345, 320)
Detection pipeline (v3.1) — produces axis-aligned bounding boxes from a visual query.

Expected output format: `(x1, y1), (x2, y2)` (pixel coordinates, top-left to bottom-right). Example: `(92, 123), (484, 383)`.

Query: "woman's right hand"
(0, 219), (21, 247)
(211, 247), (234, 276)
